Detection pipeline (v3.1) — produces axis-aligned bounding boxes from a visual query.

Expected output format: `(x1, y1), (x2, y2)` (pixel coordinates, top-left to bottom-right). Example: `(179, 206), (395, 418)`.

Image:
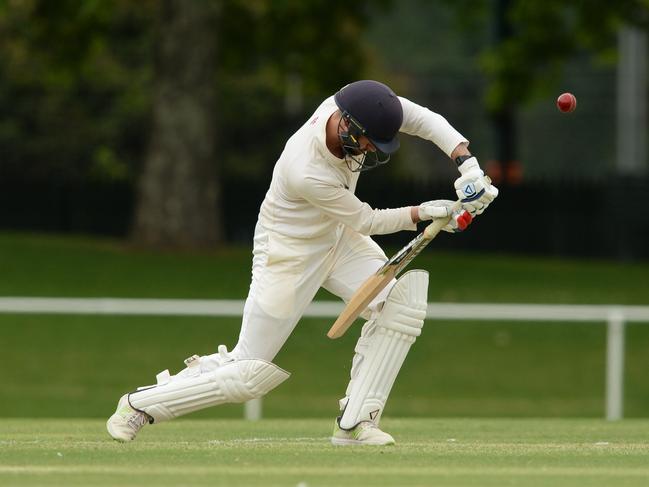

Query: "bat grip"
(422, 200), (462, 239)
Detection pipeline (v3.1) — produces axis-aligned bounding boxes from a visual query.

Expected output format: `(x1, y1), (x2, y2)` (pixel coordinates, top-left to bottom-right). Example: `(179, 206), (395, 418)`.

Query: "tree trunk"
(132, 0), (222, 248)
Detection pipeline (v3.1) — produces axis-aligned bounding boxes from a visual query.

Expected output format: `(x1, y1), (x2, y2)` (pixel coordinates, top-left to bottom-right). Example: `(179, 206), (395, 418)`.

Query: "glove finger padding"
(455, 210), (473, 230)
(459, 183), (496, 215)
(454, 158), (499, 215)
(418, 199), (455, 221)
(419, 200), (473, 232)
(461, 200), (485, 216)
(442, 209), (473, 233)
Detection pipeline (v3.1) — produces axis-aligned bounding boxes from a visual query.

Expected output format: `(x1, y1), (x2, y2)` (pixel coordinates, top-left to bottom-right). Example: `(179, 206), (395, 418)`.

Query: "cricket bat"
(327, 202), (464, 339)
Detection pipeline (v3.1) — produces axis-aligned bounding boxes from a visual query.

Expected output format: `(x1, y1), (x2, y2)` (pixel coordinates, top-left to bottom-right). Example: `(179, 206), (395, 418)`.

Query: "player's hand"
(418, 199), (473, 232)
(454, 157), (499, 216)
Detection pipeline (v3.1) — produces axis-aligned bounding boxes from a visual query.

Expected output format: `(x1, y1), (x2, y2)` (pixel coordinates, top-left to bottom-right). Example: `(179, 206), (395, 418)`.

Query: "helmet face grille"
(338, 112), (390, 172)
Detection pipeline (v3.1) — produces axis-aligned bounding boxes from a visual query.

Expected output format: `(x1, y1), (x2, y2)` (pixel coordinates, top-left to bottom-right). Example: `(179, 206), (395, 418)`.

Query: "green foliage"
(214, 0), (391, 179)
(0, 0), (154, 182)
(481, 0), (649, 111)
(0, 0), (389, 185)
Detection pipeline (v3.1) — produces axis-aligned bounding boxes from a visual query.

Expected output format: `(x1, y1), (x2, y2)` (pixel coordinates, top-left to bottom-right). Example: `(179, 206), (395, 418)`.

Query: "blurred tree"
(132, 0), (221, 247)
(479, 0), (649, 111)
(133, 0), (388, 247)
(0, 0), (153, 183)
(0, 0), (388, 246)
(472, 0), (649, 177)
(215, 0), (381, 181)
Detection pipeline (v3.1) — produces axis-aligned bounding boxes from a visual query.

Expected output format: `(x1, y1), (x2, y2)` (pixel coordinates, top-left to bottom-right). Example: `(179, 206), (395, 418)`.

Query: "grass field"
(1, 232), (649, 419)
(2, 313), (649, 418)
(2, 418), (648, 487)
(2, 232), (649, 304)
(2, 234), (649, 485)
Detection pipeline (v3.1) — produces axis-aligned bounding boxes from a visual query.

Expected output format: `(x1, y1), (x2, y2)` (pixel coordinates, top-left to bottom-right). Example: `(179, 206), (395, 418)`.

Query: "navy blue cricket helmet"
(334, 80), (403, 171)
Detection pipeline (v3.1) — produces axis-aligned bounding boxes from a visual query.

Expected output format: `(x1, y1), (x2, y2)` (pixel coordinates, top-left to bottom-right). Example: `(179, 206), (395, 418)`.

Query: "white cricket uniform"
(231, 95), (467, 361)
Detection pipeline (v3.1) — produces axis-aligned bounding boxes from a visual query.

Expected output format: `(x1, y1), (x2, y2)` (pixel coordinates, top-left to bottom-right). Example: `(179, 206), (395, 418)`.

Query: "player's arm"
(398, 96), (498, 216)
(292, 173), (416, 236)
(295, 175), (470, 236)
(398, 96), (468, 157)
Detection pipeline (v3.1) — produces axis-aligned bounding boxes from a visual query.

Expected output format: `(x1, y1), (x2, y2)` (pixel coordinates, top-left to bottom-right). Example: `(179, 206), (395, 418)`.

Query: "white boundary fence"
(2, 297), (649, 421)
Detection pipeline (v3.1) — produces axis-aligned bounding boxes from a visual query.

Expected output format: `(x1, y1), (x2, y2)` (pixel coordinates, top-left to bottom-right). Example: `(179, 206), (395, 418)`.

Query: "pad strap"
(129, 359), (289, 423)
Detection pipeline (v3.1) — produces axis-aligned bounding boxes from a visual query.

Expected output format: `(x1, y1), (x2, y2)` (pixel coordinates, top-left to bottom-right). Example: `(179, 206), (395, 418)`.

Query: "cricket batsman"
(107, 80), (498, 445)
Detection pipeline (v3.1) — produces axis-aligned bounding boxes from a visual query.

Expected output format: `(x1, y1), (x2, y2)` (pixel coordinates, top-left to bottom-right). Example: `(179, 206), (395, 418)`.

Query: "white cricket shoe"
(331, 419), (396, 446)
(106, 394), (151, 442)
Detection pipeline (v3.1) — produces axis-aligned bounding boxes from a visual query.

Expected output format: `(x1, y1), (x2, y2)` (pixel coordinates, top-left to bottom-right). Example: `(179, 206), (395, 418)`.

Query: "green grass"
(2, 314), (649, 418)
(2, 418), (648, 487)
(1, 232), (649, 303)
(1, 232), (649, 419)
(2, 233), (649, 485)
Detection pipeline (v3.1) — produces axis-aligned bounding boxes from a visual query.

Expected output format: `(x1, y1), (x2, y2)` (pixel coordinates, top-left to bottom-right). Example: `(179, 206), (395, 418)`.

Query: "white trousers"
(231, 223), (394, 361)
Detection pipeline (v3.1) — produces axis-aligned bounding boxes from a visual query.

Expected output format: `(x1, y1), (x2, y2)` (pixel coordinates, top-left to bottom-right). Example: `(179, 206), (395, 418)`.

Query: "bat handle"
(423, 215), (451, 239)
(422, 201), (463, 239)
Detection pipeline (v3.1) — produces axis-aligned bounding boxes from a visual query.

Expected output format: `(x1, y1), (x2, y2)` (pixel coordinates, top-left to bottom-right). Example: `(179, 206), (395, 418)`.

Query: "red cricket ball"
(557, 92), (577, 113)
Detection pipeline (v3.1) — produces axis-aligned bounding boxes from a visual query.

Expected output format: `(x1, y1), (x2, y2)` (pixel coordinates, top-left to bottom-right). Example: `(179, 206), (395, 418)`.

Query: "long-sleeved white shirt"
(257, 95), (467, 241)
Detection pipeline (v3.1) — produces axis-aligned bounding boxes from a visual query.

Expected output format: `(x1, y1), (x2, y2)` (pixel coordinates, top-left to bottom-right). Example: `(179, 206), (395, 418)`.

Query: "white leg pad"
(339, 269), (428, 429)
(129, 359), (290, 423)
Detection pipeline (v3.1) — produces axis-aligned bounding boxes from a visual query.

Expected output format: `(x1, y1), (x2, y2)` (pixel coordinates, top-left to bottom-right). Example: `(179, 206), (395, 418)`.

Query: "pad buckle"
(184, 354), (200, 367)
(156, 369), (171, 385)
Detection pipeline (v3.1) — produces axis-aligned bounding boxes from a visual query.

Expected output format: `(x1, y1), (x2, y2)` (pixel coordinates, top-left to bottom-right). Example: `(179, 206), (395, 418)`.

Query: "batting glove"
(454, 157), (499, 216)
(418, 199), (473, 233)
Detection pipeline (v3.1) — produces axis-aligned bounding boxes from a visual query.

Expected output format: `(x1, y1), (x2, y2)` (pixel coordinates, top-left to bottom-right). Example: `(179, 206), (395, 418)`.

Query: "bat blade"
(326, 268), (396, 339)
(326, 212), (453, 339)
